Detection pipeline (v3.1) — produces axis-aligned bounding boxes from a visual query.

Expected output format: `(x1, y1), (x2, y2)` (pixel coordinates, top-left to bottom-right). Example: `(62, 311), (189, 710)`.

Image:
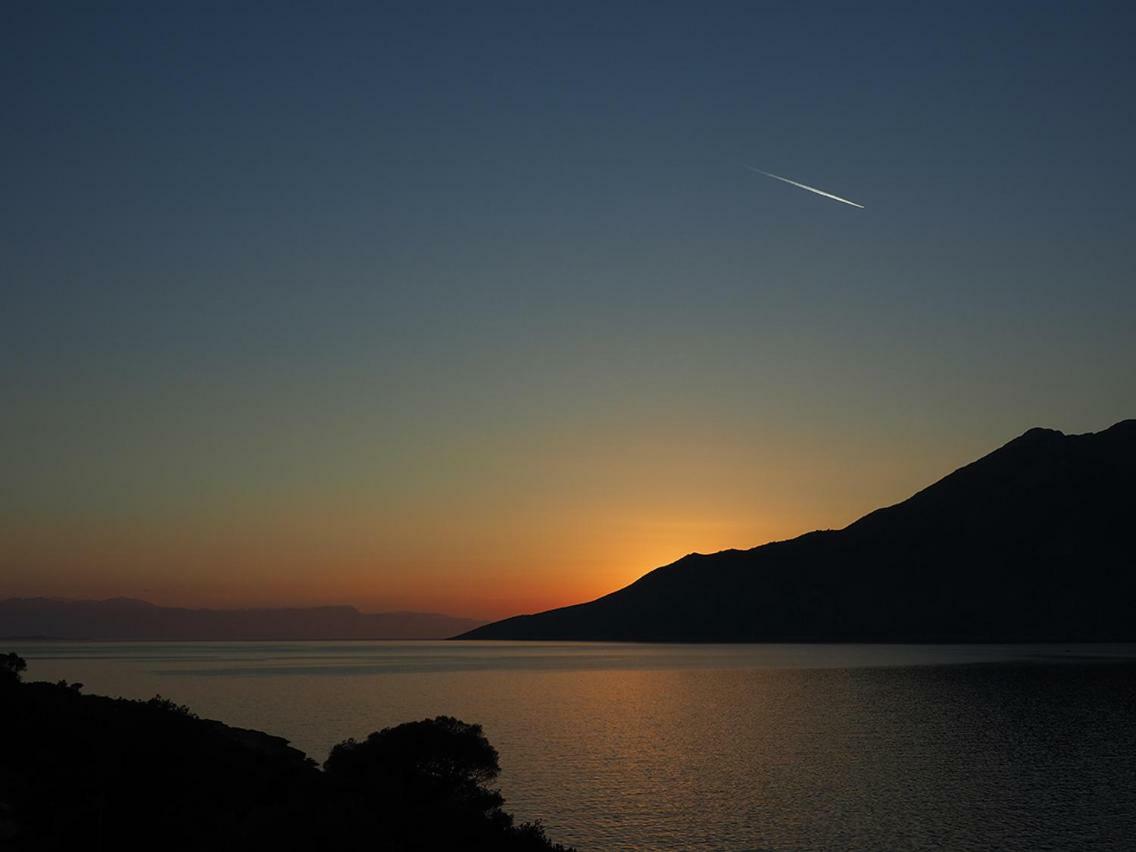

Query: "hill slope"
(460, 420), (1136, 642)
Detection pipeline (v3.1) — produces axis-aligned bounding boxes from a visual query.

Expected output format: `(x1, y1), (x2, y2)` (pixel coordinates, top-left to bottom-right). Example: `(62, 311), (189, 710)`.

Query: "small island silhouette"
(461, 420), (1136, 642)
(0, 653), (571, 851)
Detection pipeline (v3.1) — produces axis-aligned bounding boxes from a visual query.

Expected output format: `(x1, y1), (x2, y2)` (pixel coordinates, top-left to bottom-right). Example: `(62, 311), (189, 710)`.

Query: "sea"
(10, 641), (1136, 851)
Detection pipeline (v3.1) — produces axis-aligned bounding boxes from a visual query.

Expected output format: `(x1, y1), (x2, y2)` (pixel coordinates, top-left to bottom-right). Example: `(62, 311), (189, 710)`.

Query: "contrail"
(745, 165), (864, 209)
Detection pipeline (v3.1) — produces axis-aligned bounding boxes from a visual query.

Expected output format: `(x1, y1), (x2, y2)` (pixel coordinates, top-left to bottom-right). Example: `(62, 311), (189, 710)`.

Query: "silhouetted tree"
(145, 694), (197, 718)
(324, 716), (571, 850)
(1, 652), (26, 684)
(326, 716), (501, 802)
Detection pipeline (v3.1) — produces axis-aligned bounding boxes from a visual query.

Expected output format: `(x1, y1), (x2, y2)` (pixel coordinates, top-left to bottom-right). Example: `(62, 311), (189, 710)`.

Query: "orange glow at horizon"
(1, 511), (802, 620)
(1, 421), (994, 621)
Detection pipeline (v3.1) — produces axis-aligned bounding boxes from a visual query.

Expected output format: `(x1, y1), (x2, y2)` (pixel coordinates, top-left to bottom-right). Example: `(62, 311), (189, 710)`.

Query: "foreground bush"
(0, 654), (570, 851)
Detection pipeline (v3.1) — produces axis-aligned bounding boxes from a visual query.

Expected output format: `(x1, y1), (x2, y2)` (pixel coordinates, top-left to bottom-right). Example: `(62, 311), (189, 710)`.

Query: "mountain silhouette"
(460, 420), (1136, 642)
(0, 598), (483, 641)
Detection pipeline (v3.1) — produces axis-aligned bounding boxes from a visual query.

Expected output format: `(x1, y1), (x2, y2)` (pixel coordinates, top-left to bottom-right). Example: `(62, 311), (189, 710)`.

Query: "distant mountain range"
(461, 420), (1136, 642)
(0, 598), (483, 641)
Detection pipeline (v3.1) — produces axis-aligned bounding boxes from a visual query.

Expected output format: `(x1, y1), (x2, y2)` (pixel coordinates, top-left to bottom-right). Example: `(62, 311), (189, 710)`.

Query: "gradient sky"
(3, 1), (1134, 619)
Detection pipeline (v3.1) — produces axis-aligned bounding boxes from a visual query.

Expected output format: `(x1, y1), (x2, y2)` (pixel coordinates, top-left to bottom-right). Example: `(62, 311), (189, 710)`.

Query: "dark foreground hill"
(0, 653), (568, 852)
(0, 598), (483, 640)
(461, 420), (1136, 642)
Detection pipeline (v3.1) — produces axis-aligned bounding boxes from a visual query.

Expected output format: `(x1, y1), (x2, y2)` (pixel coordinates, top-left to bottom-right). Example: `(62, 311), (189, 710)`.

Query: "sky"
(3, 1), (1134, 619)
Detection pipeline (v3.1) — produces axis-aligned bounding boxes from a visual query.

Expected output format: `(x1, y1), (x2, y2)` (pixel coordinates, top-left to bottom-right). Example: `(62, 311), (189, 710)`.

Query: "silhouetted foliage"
(1, 652), (26, 684)
(145, 694), (197, 718)
(322, 716), (570, 850)
(0, 654), (571, 852)
(326, 715), (501, 796)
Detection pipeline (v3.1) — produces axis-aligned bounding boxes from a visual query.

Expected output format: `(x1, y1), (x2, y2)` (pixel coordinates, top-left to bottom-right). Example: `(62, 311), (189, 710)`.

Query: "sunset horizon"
(6, 418), (1128, 622)
(4, 3), (1134, 849)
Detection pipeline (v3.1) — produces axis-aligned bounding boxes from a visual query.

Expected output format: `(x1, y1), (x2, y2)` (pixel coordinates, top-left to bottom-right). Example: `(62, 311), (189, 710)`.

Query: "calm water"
(12, 641), (1136, 851)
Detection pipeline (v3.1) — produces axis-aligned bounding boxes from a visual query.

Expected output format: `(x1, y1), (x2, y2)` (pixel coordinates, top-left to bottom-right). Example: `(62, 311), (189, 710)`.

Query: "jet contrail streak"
(745, 166), (864, 209)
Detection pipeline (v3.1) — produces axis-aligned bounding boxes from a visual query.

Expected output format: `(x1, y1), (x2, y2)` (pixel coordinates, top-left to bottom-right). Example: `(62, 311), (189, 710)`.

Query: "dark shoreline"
(0, 653), (571, 852)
